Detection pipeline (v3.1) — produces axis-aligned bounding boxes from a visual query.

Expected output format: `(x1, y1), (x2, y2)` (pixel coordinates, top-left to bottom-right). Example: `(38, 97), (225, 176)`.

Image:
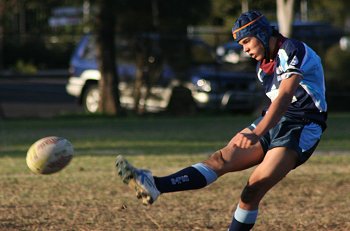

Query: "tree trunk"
(276, 0), (295, 37)
(95, 0), (122, 115)
(133, 37), (163, 115)
(0, 0), (4, 70)
(133, 42), (145, 114)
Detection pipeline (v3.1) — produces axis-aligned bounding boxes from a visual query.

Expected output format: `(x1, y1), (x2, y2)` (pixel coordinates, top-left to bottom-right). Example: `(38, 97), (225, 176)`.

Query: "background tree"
(0, 0), (349, 114)
(276, 0), (295, 37)
(0, 0), (4, 70)
(113, 0), (211, 114)
(1, 0), (349, 72)
(95, 0), (121, 115)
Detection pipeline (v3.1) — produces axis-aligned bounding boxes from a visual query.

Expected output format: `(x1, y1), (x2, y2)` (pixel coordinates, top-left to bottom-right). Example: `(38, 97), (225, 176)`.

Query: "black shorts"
(248, 116), (325, 167)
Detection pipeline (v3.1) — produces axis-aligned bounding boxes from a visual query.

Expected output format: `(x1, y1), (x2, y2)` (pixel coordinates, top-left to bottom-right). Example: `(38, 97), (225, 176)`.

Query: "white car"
(66, 34), (262, 114)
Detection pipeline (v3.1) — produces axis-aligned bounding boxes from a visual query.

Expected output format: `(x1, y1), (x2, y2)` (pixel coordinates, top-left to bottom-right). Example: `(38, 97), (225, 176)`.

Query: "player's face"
(239, 36), (265, 61)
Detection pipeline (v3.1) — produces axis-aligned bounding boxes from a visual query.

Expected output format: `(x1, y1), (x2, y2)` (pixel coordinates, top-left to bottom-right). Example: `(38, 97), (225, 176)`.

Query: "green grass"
(1, 113), (350, 157)
(0, 113), (349, 230)
(0, 114), (252, 157)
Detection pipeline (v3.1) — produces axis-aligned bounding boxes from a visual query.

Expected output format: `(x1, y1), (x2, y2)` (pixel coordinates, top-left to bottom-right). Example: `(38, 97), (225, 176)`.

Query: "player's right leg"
(204, 128), (265, 176)
(115, 128), (265, 205)
(115, 155), (161, 205)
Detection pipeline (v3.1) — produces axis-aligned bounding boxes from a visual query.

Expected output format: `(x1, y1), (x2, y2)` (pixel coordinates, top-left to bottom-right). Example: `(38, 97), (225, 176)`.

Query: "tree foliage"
(110, 0), (211, 34)
(306, 0), (350, 27)
(0, 0), (348, 36)
(0, 1), (349, 87)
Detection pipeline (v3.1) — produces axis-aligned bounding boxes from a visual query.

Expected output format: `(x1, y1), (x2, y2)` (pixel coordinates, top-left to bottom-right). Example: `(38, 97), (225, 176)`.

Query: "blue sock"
(228, 205), (258, 231)
(154, 163), (217, 193)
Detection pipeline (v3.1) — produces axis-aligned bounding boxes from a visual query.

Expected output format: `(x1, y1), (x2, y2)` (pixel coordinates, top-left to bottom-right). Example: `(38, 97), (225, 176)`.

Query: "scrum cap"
(232, 11), (272, 59)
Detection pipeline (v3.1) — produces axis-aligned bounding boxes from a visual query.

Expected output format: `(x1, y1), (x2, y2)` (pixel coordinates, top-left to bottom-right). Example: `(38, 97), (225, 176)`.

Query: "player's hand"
(231, 131), (260, 149)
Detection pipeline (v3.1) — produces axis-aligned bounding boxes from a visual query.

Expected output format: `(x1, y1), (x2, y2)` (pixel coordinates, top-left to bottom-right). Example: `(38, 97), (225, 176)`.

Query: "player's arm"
(253, 74), (302, 137)
(231, 74), (301, 148)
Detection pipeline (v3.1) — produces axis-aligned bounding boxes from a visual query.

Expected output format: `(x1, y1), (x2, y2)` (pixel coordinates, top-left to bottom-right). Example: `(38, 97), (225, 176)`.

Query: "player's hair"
(232, 10), (273, 59)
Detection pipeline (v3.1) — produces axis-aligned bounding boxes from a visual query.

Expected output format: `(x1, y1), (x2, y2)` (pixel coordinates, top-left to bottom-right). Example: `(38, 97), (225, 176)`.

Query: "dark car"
(273, 21), (343, 53)
(217, 21), (343, 64)
(66, 34), (262, 114)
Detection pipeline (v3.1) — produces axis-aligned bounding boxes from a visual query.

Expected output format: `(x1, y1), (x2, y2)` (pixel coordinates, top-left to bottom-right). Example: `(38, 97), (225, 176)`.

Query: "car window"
(77, 34), (219, 71)
(78, 35), (136, 64)
(116, 39), (135, 64)
(81, 36), (96, 60)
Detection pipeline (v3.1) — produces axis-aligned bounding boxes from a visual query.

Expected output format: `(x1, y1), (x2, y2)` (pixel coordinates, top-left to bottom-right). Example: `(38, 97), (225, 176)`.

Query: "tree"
(95, 0), (122, 115)
(276, 0), (295, 37)
(0, 0), (4, 70)
(114, 0), (211, 114)
(91, 0), (212, 116)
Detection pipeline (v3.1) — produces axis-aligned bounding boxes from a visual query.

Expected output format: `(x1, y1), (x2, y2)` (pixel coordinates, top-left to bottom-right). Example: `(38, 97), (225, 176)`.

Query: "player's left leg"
(228, 119), (325, 230)
(228, 147), (298, 231)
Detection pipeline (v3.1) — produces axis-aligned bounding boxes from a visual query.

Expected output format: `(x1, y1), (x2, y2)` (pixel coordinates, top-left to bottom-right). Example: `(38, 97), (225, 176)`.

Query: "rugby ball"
(26, 136), (74, 174)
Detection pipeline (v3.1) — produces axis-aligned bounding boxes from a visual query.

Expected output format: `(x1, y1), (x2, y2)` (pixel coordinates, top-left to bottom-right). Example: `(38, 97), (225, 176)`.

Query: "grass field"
(0, 113), (349, 230)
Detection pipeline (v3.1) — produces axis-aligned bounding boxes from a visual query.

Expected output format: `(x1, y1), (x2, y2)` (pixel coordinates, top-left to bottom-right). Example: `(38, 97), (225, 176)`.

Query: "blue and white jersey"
(257, 37), (327, 124)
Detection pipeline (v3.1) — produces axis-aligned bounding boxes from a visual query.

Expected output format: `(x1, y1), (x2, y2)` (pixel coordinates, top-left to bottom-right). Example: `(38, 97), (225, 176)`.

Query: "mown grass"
(0, 113), (349, 230)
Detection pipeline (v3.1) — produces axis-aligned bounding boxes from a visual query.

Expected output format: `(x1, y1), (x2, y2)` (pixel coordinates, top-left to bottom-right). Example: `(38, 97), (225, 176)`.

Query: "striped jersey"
(257, 35), (327, 124)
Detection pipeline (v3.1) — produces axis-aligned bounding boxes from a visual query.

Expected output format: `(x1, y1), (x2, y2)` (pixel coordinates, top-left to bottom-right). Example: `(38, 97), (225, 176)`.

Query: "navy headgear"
(232, 11), (272, 59)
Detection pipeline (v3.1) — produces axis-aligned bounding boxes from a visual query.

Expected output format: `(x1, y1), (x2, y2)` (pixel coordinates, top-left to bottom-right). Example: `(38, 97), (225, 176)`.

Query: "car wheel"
(83, 84), (100, 113)
(167, 86), (197, 115)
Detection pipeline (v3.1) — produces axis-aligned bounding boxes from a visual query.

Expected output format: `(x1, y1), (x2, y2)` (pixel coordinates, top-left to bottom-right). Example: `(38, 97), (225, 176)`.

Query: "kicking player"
(116, 10), (327, 231)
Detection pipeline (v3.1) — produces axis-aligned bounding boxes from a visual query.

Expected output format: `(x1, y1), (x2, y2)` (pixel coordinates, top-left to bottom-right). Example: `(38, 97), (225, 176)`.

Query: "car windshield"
(190, 42), (216, 64)
(80, 36), (96, 60)
(79, 34), (218, 69)
(158, 37), (217, 68)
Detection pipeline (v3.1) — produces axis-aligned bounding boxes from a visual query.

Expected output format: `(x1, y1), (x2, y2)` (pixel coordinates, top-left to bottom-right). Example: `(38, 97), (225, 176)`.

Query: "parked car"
(66, 34), (262, 114)
(273, 21), (343, 53)
(216, 42), (251, 64)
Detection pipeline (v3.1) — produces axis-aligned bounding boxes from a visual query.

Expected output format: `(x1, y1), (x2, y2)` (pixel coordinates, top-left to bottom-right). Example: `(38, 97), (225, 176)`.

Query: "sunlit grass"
(1, 113), (350, 157)
(0, 154), (349, 230)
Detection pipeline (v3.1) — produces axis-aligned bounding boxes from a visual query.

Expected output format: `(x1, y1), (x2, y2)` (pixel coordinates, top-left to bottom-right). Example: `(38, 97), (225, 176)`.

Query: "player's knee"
(204, 150), (226, 170)
(212, 150), (227, 164)
(240, 183), (260, 204)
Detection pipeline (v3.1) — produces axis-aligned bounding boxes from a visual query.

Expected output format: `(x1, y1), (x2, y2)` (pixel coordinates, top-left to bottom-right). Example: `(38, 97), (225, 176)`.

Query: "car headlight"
(193, 77), (212, 92)
(216, 46), (225, 56)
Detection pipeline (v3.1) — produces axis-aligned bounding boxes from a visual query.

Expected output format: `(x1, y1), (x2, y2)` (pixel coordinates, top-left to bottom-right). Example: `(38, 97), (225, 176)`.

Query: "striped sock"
(153, 163), (217, 193)
(228, 205), (258, 231)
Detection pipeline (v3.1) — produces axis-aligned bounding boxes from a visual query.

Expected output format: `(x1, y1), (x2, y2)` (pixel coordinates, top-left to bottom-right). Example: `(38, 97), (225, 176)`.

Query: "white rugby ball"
(26, 136), (74, 174)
